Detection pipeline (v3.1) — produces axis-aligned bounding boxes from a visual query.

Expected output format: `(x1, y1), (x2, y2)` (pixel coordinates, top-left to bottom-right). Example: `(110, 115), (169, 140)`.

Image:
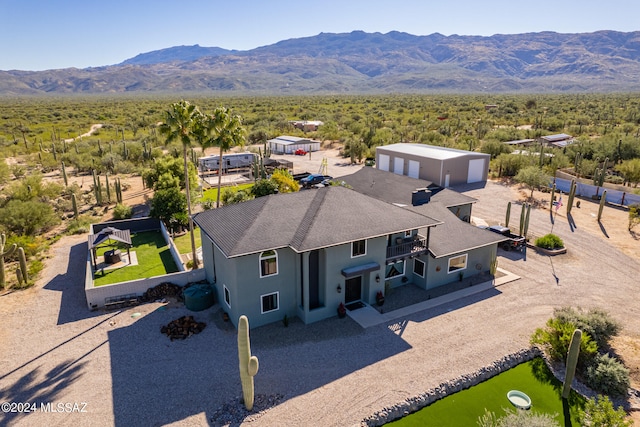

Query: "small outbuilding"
(375, 143), (490, 187)
(537, 134), (574, 148)
(268, 136), (321, 154)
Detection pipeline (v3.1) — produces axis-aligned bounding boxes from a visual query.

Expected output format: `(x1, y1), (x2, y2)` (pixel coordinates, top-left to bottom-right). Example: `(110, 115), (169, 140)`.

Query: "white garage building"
(375, 143), (490, 187)
(268, 136), (321, 154)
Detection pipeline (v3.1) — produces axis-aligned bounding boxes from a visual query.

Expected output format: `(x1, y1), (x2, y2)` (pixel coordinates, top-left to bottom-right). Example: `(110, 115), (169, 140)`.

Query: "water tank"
(183, 284), (215, 312)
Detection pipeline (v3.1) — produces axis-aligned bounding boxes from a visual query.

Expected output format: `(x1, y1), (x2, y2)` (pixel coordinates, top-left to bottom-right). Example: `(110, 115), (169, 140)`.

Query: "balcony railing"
(386, 235), (428, 260)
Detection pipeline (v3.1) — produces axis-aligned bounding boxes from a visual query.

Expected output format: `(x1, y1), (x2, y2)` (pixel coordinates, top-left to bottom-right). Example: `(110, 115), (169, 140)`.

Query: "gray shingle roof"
(409, 203), (506, 258)
(339, 167), (477, 208)
(340, 168), (503, 257)
(193, 186), (441, 257)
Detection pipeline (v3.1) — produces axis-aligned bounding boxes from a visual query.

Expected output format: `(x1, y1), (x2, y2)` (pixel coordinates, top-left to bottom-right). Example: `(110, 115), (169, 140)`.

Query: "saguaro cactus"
(17, 247), (28, 284)
(61, 161), (68, 187)
(523, 203), (531, 239)
(567, 179), (576, 214)
(598, 190), (607, 222)
(0, 234), (17, 289)
(549, 183), (556, 210)
(505, 201), (511, 228)
(238, 315), (259, 411)
(562, 329), (582, 399)
(72, 193), (79, 219)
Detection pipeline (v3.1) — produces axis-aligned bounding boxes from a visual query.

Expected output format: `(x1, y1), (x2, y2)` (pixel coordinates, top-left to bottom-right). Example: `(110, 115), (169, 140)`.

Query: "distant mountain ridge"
(3, 30), (640, 94)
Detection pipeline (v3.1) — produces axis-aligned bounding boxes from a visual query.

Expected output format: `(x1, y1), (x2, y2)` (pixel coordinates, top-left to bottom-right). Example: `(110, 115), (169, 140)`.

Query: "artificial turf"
(93, 231), (179, 286)
(387, 358), (586, 426)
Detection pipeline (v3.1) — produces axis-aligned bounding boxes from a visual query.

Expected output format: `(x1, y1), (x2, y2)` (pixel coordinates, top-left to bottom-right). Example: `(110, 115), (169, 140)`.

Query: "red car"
(294, 149), (308, 155)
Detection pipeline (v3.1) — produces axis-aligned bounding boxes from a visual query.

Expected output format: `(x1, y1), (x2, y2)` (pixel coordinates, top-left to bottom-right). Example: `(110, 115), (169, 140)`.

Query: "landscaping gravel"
(1, 180), (639, 427)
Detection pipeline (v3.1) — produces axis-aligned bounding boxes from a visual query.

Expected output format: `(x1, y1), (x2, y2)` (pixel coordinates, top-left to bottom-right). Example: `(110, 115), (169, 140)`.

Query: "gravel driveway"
(1, 180), (639, 427)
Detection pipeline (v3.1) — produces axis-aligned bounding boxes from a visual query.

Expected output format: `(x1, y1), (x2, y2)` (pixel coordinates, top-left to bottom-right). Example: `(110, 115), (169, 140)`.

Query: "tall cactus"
(115, 178), (123, 204)
(505, 201), (511, 228)
(567, 179), (576, 214)
(549, 183), (556, 211)
(61, 161), (68, 187)
(598, 190), (607, 222)
(72, 193), (79, 219)
(519, 203), (526, 236)
(105, 173), (111, 204)
(523, 203), (531, 239)
(17, 247), (28, 284)
(562, 329), (582, 399)
(0, 234), (17, 289)
(238, 315), (259, 411)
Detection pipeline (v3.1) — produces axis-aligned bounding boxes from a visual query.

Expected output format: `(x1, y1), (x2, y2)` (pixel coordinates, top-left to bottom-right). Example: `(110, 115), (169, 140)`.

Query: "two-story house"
(193, 186), (441, 329)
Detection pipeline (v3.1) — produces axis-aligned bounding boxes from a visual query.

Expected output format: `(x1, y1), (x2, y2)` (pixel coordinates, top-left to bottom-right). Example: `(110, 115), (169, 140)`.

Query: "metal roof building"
(375, 143), (490, 187)
(268, 135), (321, 154)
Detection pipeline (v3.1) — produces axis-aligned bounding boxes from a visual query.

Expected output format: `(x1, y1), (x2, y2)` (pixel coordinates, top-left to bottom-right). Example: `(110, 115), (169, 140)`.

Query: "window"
(385, 260), (405, 279)
(448, 254), (467, 273)
(413, 258), (425, 277)
(261, 292), (279, 314)
(351, 240), (366, 257)
(223, 285), (230, 308)
(259, 250), (278, 277)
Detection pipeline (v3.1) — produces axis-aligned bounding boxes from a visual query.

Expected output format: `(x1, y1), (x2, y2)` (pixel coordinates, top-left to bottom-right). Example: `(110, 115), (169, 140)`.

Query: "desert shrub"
(553, 307), (620, 350)
(535, 233), (564, 249)
(578, 395), (632, 427)
(604, 175), (625, 185)
(221, 188), (252, 205)
(251, 179), (279, 197)
(4, 234), (45, 261)
(270, 168), (299, 193)
(65, 215), (95, 235)
(477, 408), (559, 427)
(530, 318), (598, 365)
(0, 199), (60, 236)
(629, 204), (640, 231)
(112, 203), (133, 220)
(584, 354), (630, 398)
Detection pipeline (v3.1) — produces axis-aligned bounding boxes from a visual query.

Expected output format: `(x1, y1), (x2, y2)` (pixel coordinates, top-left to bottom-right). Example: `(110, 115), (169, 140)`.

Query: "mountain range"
(2, 30), (640, 95)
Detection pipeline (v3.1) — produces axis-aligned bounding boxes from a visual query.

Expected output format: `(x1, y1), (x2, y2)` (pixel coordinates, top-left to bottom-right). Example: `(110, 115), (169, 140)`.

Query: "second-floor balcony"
(386, 235), (428, 261)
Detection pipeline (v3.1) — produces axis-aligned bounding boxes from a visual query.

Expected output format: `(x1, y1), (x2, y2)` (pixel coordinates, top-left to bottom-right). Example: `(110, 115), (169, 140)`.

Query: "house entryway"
(344, 276), (362, 310)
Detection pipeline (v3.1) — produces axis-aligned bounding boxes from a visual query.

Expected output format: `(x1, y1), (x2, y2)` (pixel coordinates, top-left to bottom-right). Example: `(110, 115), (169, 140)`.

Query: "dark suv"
(299, 174), (333, 188)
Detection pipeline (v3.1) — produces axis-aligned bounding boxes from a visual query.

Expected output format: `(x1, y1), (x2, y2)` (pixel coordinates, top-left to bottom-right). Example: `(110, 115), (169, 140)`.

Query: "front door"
(345, 276), (362, 304)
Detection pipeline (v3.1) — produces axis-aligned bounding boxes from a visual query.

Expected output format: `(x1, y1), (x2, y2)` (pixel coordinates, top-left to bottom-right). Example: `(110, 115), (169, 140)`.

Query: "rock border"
(362, 348), (542, 426)
(532, 245), (567, 256)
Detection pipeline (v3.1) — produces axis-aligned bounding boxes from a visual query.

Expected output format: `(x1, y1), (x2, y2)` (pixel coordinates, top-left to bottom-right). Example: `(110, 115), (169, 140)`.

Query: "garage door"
(467, 158), (485, 183)
(393, 157), (404, 175)
(378, 154), (390, 172)
(408, 160), (419, 179)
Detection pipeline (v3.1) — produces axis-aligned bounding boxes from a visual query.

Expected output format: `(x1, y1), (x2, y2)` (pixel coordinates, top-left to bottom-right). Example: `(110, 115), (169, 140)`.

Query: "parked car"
(294, 149), (308, 155)
(299, 174), (333, 188)
(482, 225), (526, 252)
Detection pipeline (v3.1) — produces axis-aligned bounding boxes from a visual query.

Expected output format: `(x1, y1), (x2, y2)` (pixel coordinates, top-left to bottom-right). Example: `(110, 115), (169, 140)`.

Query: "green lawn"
(201, 183), (254, 203)
(387, 358), (586, 426)
(172, 227), (202, 255)
(93, 231), (179, 286)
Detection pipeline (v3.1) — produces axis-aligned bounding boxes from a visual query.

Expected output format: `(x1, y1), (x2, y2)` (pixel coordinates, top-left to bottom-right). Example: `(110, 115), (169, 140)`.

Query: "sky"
(1, 0), (638, 71)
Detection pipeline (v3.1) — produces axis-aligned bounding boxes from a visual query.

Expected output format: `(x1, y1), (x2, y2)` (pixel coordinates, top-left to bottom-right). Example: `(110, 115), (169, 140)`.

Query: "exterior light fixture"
(375, 274), (380, 283)
(337, 284), (342, 293)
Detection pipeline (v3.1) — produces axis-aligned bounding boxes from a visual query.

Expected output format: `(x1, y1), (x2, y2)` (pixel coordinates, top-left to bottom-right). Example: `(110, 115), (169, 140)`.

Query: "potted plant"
(376, 291), (385, 306)
(337, 302), (346, 318)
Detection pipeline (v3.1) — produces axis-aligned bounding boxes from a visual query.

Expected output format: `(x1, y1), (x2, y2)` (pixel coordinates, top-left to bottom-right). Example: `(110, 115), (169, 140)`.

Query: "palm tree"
(201, 107), (246, 208)
(159, 100), (202, 269)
